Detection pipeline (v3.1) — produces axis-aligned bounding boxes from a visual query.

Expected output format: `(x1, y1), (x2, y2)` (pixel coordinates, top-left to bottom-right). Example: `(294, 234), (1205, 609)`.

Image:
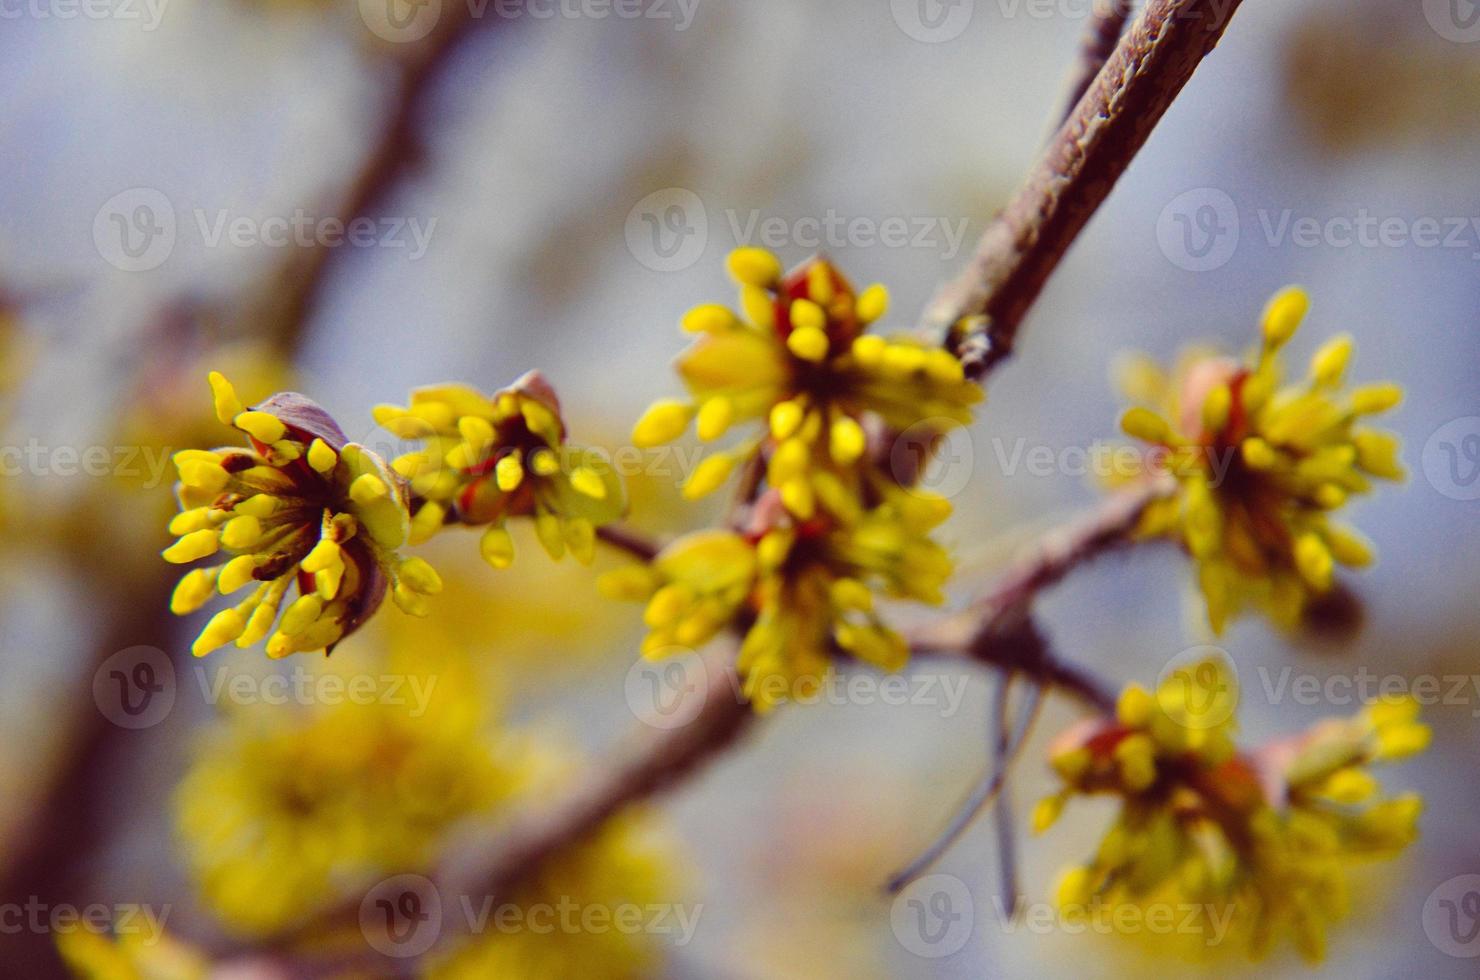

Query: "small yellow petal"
(769, 400), (805, 440)
(234, 410), (287, 445)
(569, 465), (608, 500)
(479, 526), (515, 569)
(219, 515), (262, 551)
(192, 608), (247, 657)
(726, 247), (781, 288)
(1310, 334), (1354, 386)
(1351, 383), (1403, 415)
(163, 529), (220, 564)
(1262, 286), (1309, 349)
(1295, 533), (1334, 591)
(307, 438), (338, 473)
(170, 568), (218, 615)
(217, 555), (259, 594)
(855, 283), (889, 324)
(1121, 407), (1173, 445)
(632, 400), (693, 448)
(682, 453), (735, 499)
(397, 556), (442, 595)
(787, 325), (830, 363)
(829, 416), (867, 465)
(208, 372), (245, 426)
(682, 303), (737, 333)
(696, 397), (735, 442)
(789, 298), (826, 332)
(495, 453), (524, 492)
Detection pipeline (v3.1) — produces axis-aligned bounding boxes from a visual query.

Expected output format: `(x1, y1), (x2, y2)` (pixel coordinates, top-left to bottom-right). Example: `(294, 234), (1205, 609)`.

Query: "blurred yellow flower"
(1116, 287), (1404, 632)
(377, 371), (625, 568)
(175, 673), (516, 938)
(426, 810), (680, 980)
(163, 372), (438, 658)
(633, 248), (980, 520)
(1034, 658), (1428, 963)
(57, 927), (208, 980)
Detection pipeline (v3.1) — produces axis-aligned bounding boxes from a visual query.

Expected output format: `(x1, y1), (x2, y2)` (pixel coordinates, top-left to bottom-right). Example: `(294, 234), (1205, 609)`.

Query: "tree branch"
(1060, 0), (1134, 126)
(924, 0), (1247, 378)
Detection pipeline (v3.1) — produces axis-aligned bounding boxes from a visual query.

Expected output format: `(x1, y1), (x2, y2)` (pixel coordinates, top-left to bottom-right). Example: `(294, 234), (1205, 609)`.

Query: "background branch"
(0, 16), (493, 974)
(924, 0), (1247, 378)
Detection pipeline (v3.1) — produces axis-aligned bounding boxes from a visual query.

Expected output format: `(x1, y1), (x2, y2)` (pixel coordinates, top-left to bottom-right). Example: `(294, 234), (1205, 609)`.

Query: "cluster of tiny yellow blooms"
(1032, 658), (1429, 962)
(426, 811), (677, 980)
(173, 680), (680, 979)
(373, 370), (624, 567)
(610, 250), (974, 710)
(1117, 287), (1404, 632)
(174, 678), (513, 937)
(162, 373), (441, 658)
(56, 928), (207, 980)
(600, 488), (953, 711)
(631, 247), (981, 517)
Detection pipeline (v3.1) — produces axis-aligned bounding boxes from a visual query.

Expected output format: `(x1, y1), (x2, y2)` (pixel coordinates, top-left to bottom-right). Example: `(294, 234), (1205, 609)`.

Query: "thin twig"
(988, 671), (1020, 908)
(1060, 0), (1134, 126)
(886, 681), (1043, 893)
(923, 0), (1248, 378)
(595, 523), (662, 562)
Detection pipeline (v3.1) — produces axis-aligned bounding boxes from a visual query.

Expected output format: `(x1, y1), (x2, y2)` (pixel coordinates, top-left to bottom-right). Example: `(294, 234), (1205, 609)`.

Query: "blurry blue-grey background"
(1, 0), (1477, 976)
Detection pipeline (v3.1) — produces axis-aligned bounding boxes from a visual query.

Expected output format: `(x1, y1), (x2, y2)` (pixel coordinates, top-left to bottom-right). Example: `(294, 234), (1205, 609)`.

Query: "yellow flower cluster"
(427, 811), (677, 980)
(57, 928), (207, 980)
(174, 668), (681, 978)
(1117, 287), (1404, 632)
(632, 248), (980, 519)
(1033, 658), (1428, 962)
(602, 488), (953, 711)
(376, 371), (624, 568)
(163, 373), (440, 658)
(175, 678), (511, 937)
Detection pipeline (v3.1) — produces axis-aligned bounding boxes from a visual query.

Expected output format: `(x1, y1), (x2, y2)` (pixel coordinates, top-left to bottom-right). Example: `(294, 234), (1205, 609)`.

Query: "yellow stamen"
(787, 325), (830, 362)
(307, 438), (338, 473)
(632, 400), (693, 447)
(856, 283), (889, 324)
(208, 372), (244, 426)
(495, 453), (525, 492)
(163, 529), (220, 564)
(726, 247), (782, 288)
(233, 410), (287, 444)
(681, 303), (737, 333)
(479, 526), (515, 569)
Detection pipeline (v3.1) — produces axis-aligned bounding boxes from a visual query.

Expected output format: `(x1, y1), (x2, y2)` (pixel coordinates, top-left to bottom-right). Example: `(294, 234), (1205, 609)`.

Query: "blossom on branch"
(163, 373), (439, 658)
(376, 371), (625, 568)
(1033, 658), (1428, 962)
(1115, 288), (1404, 632)
(602, 488), (953, 711)
(632, 248), (980, 520)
